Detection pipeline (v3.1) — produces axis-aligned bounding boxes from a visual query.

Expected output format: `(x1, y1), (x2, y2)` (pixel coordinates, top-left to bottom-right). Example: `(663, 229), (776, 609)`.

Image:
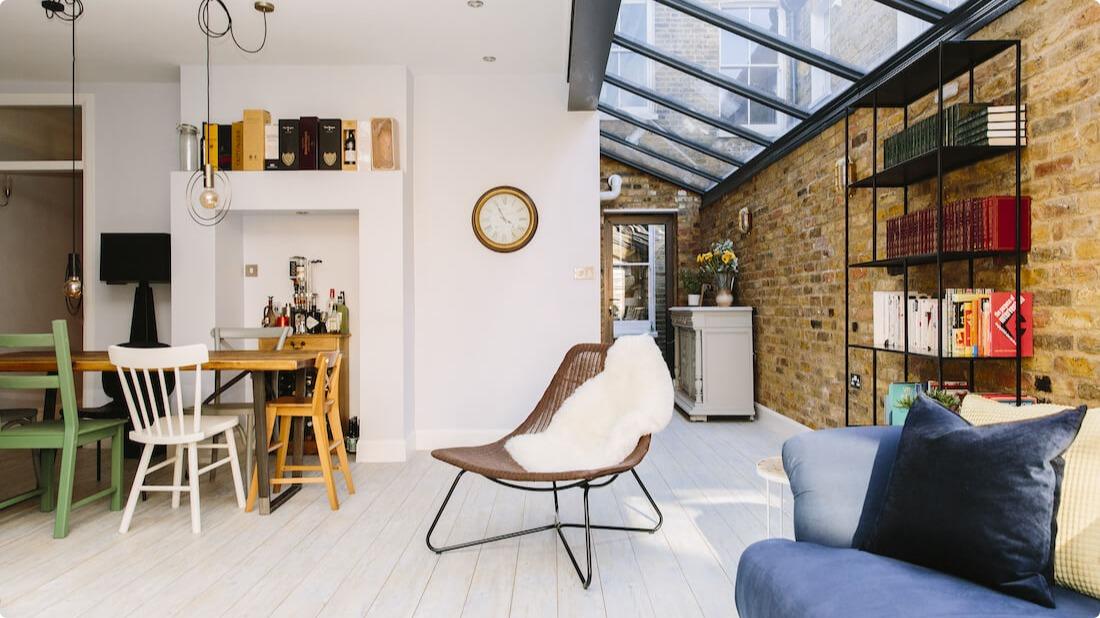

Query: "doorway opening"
(601, 212), (677, 366)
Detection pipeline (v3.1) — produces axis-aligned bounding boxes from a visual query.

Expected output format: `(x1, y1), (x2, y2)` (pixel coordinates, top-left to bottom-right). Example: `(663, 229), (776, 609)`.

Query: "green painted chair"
(0, 320), (126, 538)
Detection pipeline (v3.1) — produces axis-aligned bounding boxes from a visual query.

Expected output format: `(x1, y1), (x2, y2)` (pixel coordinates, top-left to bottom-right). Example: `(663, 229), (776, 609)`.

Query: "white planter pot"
(687, 294), (701, 306)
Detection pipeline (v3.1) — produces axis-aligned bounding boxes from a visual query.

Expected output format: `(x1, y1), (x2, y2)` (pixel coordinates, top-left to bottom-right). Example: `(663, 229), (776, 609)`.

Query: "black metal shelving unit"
(844, 39), (1025, 427)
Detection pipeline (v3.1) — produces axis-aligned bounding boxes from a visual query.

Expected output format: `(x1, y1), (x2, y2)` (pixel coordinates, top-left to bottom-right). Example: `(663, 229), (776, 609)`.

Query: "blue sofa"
(735, 427), (1100, 617)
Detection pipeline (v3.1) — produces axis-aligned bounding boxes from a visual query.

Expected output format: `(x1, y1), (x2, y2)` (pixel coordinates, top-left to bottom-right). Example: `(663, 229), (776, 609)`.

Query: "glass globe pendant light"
(44, 0), (85, 314)
(186, 0), (232, 226)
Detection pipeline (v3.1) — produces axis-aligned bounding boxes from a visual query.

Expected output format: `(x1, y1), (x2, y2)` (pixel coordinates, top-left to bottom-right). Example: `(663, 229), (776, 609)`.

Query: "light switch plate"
(573, 266), (594, 280)
(245, 264), (258, 277)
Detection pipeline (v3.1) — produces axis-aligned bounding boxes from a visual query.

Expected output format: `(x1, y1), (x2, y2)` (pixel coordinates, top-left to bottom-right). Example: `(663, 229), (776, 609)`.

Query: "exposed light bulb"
(63, 275), (82, 299)
(199, 186), (220, 209)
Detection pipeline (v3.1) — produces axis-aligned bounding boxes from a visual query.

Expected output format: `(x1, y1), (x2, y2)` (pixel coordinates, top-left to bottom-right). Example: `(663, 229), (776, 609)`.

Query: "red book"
(990, 291), (1033, 357)
(986, 196), (1032, 251)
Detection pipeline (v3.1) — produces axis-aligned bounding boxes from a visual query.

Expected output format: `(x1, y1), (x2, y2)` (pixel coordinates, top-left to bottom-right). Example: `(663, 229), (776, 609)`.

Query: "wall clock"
(471, 186), (538, 253)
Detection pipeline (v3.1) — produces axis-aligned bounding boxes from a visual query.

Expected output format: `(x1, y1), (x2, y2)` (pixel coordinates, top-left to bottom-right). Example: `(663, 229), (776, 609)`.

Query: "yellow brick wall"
(699, 0), (1100, 427)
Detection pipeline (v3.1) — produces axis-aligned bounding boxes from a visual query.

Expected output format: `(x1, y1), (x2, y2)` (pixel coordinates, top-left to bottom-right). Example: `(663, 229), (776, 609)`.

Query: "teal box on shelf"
(886, 382), (924, 426)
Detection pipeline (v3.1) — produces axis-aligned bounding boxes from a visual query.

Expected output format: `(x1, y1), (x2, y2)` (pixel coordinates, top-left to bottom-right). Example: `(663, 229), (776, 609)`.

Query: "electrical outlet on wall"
(573, 266), (594, 280)
(245, 264), (258, 277)
(850, 373), (862, 390)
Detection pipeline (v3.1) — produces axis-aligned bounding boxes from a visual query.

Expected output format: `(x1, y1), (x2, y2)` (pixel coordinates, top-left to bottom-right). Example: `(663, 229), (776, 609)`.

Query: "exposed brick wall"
(600, 156), (702, 306)
(699, 0), (1100, 428)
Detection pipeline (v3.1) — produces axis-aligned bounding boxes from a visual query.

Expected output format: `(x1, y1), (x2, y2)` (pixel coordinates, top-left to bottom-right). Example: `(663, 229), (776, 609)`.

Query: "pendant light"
(186, 0), (273, 227)
(43, 0), (84, 314)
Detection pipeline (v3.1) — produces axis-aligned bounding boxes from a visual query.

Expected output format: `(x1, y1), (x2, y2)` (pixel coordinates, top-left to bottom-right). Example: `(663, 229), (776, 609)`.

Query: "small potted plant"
(697, 240), (739, 307)
(680, 269), (704, 306)
(893, 389), (961, 425)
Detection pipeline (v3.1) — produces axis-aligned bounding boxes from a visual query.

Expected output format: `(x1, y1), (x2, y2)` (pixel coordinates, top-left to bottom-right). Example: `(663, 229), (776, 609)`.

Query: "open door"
(602, 212), (677, 366)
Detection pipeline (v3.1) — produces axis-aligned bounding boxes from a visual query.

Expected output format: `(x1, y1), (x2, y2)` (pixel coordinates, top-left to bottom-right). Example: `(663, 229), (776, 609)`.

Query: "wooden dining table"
(0, 349), (318, 515)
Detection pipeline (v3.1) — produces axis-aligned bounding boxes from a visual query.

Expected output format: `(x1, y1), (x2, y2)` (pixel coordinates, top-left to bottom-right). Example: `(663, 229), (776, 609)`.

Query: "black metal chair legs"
(425, 468), (663, 590)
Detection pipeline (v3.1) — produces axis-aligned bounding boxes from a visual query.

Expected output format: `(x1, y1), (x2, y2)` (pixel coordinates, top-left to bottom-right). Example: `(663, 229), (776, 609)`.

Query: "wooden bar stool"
(246, 351), (354, 511)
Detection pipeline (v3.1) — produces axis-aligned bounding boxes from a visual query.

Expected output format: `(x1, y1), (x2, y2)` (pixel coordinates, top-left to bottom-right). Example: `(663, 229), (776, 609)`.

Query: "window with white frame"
(718, 2), (786, 131)
(604, 0), (651, 113)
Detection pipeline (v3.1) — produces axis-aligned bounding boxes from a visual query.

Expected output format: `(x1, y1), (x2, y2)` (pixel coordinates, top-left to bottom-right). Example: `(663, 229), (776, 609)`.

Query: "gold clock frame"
(471, 186), (539, 253)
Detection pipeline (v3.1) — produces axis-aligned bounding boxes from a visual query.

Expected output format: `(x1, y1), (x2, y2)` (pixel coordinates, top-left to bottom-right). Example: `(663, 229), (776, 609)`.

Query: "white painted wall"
(412, 73), (600, 448)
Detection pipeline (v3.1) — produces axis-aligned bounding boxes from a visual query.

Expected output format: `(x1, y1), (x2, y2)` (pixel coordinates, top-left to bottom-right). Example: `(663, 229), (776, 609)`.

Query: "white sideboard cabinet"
(670, 307), (755, 421)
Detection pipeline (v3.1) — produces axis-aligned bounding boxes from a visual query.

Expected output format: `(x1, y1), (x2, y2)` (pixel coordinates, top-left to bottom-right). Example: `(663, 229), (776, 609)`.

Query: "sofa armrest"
(781, 426), (902, 549)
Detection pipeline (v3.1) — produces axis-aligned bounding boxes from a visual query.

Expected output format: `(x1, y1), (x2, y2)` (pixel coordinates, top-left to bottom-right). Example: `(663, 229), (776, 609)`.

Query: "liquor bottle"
(325, 288), (342, 333)
(337, 291), (350, 335)
(262, 296), (275, 327)
(343, 129), (356, 166)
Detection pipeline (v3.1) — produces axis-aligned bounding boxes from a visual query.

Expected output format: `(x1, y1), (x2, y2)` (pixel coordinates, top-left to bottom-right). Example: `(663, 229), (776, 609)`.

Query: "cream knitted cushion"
(960, 394), (1100, 598)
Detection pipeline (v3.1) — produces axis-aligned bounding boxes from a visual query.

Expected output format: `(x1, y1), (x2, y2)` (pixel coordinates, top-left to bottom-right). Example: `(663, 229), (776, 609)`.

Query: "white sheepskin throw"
(504, 335), (674, 473)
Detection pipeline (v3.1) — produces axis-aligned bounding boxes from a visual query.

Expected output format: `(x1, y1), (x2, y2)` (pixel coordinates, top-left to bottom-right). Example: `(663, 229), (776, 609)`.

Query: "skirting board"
(356, 438), (410, 463)
(754, 402), (811, 434)
(414, 429), (512, 452)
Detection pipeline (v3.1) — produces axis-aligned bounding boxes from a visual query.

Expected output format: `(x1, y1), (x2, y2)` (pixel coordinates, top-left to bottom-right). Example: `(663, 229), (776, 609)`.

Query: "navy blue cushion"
(859, 394), (1086, 607)
(736, 539), (1100, 618)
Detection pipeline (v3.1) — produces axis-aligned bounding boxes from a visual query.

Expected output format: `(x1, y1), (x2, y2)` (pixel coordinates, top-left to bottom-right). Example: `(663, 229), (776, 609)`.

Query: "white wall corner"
(754, 402), (811, 434)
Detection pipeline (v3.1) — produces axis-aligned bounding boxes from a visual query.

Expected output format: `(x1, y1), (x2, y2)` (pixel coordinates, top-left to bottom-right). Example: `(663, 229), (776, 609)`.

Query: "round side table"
(756, 456), (790, 538)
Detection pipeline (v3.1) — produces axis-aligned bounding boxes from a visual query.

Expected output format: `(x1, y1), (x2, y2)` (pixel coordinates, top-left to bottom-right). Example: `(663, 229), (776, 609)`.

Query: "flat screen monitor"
(100, 233), (171, 284)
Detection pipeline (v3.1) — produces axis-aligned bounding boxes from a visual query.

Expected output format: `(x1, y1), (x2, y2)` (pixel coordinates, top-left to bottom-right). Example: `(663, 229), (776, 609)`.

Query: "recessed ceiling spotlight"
(482, 55), (496, 63)
(467, 0), (484, 7)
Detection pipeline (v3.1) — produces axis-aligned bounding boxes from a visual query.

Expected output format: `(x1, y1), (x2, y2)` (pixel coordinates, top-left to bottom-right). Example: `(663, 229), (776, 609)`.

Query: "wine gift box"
(278, 119), (299, 170)
(318, 118), (342, 170)
(370, 117), (398, 171)
(264, 123), (279, 170)
(217, 124), (233, 170)
(299, 116), (319, 170)
(231, 121), (244, 171)
(243, 109), (271, 171)
(342, 119), (358, 171)
(203, 122), (218, 169)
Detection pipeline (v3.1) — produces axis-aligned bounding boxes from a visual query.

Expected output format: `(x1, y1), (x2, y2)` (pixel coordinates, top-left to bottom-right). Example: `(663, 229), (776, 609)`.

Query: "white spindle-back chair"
(109, 344), (245, 534)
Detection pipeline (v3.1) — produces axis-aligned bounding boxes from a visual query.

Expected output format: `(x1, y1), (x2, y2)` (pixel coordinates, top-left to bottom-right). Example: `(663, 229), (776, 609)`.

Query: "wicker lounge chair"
(426, 343), (664, 589)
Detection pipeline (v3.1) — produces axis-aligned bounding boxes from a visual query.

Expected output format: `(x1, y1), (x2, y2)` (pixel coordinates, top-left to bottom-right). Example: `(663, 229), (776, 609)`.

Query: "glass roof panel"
(601, 137), (715, 192)
(600, 0), (966, 189)
(600, 117), (736, 179)
(605, 44), (804, 138)
(599, 95), (767, 165)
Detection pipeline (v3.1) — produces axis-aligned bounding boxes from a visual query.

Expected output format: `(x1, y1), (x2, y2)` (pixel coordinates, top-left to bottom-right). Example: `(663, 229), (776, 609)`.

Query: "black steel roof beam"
(600, 149), (710, 193)
(872, 0), (948, 22)
(603, 73), (773, 147)
(653, 0), (865, 81)
(612, 34), (810, 120)
(600, 130), (727, 183)
(598, 103), (745, 167)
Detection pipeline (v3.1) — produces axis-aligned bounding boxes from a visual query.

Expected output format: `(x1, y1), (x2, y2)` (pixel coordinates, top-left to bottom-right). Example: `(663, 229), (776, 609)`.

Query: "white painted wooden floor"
(0, 413), (796, 617)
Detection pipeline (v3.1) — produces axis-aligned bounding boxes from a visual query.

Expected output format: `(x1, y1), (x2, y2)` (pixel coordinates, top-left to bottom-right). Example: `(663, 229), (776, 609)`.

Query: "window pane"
(600, 114), (737, 179)
(719, 91), (748, 125)
(618, 3), (647, 40)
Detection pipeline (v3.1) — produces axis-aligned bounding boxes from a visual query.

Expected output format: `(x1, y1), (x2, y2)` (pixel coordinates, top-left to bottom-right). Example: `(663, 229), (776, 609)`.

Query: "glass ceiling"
(599, 0), (971, 193)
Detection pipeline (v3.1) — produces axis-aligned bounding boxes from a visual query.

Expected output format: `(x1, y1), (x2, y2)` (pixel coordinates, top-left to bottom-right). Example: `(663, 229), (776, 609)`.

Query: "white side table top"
(756, 456), (789, 485)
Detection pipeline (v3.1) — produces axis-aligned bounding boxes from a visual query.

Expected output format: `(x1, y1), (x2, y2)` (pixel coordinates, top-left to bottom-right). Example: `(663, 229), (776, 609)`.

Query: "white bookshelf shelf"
(0, 160), (84, 174)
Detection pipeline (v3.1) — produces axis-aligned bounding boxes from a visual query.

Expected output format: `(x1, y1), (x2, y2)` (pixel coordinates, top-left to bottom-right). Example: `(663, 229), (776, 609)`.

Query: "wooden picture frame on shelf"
(370, 117), (398, 171)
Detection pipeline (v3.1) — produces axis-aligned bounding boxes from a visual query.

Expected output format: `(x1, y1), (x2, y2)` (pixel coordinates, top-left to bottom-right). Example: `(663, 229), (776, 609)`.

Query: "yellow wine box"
(204, 122), (218, 170)
(231, 121), (244, 171)
(242, 109), (271, 171)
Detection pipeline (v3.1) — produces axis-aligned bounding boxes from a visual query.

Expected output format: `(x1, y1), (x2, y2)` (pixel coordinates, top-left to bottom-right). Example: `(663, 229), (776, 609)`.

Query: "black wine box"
(299, 116), (319, 170)
(318, 119), (342, 170)
(278, 119), (299, 170)
(217, 124), (233, 170)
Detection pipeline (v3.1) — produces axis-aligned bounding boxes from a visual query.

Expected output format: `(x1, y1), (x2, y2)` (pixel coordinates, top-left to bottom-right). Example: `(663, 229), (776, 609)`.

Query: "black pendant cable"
(44, 0), (84, 314)
(186, 0), (273, 226)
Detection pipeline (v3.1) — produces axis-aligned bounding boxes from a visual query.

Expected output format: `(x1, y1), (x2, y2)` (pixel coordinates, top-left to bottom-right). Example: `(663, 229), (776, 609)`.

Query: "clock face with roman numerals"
(472, 186), (538, 253)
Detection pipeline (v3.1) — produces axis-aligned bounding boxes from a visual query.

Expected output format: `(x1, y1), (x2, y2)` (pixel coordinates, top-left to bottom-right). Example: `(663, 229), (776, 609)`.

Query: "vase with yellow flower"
(697, 240), (739, 307)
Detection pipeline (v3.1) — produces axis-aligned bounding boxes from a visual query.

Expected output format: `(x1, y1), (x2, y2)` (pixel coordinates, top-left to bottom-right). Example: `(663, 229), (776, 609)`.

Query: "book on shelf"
(974, 392), (1038, 405)
(884, 195), (1031, 259)
(871, 289), (1033, 358)
(882, 103), (989, 168)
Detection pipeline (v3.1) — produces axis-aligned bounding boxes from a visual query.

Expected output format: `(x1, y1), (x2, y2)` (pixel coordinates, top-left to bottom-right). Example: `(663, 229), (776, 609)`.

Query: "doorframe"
(600, 211), (678, 347)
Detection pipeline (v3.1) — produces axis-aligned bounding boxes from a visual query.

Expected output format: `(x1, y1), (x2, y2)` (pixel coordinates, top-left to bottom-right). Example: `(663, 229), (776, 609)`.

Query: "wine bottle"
(337, 291), (350, 335)
(343, 129), (356, 165)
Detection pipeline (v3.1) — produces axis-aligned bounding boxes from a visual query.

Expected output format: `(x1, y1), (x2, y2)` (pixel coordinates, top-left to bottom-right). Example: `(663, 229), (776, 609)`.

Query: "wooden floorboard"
(0, 413), (797, 617)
